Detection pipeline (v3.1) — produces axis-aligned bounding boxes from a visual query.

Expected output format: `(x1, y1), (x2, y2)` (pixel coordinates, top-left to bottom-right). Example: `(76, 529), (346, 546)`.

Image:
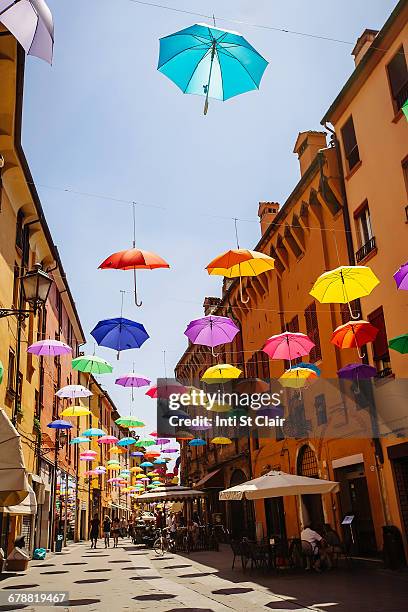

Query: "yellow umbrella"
(106, 464), (120, 471)
(61, 406), (91, 417)
(211, 437), (232, 445)
(279, 367), (317, 389)
(201, 364), (242, 383)
(130, 466), (143, 473)
(136, 474), (145, 479)
(108, 445), (127, 455)
(206, 248), (275, 302)
(209, 401), (231, 413)
(310, 265), (379, 319)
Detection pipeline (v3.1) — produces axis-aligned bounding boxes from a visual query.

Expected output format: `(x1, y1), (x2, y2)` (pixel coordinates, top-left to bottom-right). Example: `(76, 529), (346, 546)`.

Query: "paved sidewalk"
(0, 539), (408, 611)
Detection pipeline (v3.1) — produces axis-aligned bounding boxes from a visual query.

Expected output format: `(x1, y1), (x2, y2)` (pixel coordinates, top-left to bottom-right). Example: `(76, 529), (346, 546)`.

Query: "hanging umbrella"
(107, 459), (120, 465)
(47, 420), (73, 430)
(140, 461), (154, 468)
(72, 355), (113, 375)
(108, 445), (126, 455)
(115, 417), (145, 428)
(279, 367), (317, 389)
(389, 334), (408, 354)
(70, 436), (91, 444)
(115, 373), (151, 388)
(80, 450), (97, 457)
(263, 332), (315, 366)
(117, 437), (137, 447)
(56, 385), (92, 399)
(28, 339), (72, 356)
(211, 437), (232, 445)
(184, 315), (239, 356)
(145, 451), (161, 457)
(130, 466), (143, 473)
(331, 320), (378, 359)
(61, 406), (91, 417)
(155, 438), (170, 445)
(206, 249), (275, 302)
(130, 451), (145, 457)
(310, 265), (380, 319)
(295, 362), (321, 376)
(91, 317), (149, 357)
(153, 458), (167, 464)
(189, 438), (206, 447)
(145, 382), (187, 399)
(99, 248), (169, 307)
(158, 23), (268, 115)
(0, 0), (54, 64)
(337, 363), (377, 379)
(135, 438), (156, 448)
(80, 455), (96, 462)
(0, 409), (29, 506)
(394, 261), (408, 290)
(106, 464), (120, 471)
(84, 470), (99, 476)
(82, 428), (105, 437)
(162, 446), (179, 453)
(98, 435), (119, 445)
(403, 99), (408, 121)
(176, 431), (194, 441)
(201, 364), (242, 383)
(0, 360), (3, 384)
(120, 469), (131, 476)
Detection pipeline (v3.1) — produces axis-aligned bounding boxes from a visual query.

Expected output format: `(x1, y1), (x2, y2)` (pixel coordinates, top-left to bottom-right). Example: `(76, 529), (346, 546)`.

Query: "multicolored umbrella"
(99, 247), (169, 307)
(206, 248), (275, 302)
(394, 261), (408, 290)
(337, 363), (377, 380)
(28, 340), (72, 357)
(184, 315), (239, 355)
(201, 364), (242, 383)
(80, 450), (97, 457)
(61, 406), (91, 417)
(310, 265), (380, 319)
(130, 451), (145, 457)
(91, 317), (149, 357)
(158, 23), (268, 115)
(115, 373), (151, 388)
(47, 420), (73, 430)
(331, 321), (378, 359)
(389, 334), (408, 354)
(0, 0), (54, 64)
(72, 355), (113, 375)
(56, 385), (92, 399)
(263, 332), (315, 367)
(108, 445), (126, 454)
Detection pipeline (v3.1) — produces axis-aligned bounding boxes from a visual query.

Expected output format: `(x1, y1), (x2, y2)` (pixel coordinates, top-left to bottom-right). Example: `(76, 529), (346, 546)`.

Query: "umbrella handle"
(211, 346), (219, 358)
(347, 301), (360, 320)
(134, 268), (143, 307)
(239, 277), (250, 304)
(204, 96), (209, 116)
(356, 345), (365, 360)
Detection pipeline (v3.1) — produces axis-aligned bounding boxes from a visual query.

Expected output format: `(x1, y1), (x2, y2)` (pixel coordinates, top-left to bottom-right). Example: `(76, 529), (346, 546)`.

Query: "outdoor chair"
(230, 540), (244, 570)
(247, 542), (269, 572)
(325, 530), (352, 568)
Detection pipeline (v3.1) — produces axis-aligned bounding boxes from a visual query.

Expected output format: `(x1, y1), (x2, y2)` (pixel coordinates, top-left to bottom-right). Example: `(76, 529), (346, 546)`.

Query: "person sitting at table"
(301, 524), (331, 571)
(187, 519), (200, 547)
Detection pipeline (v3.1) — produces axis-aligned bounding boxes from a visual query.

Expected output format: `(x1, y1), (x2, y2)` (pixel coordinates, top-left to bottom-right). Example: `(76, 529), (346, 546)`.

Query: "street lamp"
(0, 263), (53, 320)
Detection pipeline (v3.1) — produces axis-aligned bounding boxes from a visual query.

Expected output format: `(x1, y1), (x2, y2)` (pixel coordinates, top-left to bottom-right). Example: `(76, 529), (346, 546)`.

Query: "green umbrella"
(135, 438), (156, 448)
(403, 99), (408, 121)
(115, 417), (145, 428)
(0, 360), (3, 384)
(389, 334), (408, 354)
(72, 355), (113, 374)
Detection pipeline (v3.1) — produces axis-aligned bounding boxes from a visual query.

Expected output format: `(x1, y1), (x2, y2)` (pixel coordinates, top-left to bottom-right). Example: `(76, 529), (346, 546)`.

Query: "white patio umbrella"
(219, 470), (339, 501)
(0, 409), (29, 506)
(134, 485), (206, 503)
(0, 0), (54, 64)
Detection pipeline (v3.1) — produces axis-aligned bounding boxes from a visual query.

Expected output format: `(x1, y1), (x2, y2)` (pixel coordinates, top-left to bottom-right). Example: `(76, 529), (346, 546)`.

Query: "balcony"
(356, 236), (376, 263)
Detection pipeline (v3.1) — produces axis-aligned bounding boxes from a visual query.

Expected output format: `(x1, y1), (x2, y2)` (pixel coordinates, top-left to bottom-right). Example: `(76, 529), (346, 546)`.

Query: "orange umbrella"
(144, 451), (161, 458)
(331, 320), (378, 358)
(176, 431), (194, 441)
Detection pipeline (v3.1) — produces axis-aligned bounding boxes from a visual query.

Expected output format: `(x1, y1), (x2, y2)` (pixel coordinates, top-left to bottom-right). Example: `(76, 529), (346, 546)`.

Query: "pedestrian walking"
(103, 516), (111, 549)
(120, 517), (127, 538)
(89, 514), (100, 549)
(112, 517), (120, 548)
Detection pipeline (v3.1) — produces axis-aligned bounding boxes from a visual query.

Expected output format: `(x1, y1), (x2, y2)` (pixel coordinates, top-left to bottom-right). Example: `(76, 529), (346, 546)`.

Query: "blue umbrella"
(140, 461), (154, 468)
(153, 458), (167, 464)
(70, 436), (91, 444)
(117, 437), (137, 447)
(130, 451), (144, 457)
(91, 317), (149, 357)
(189, 438), (207, 447)
(158, 23), (268, 114)
(296, 363), (321, 376)
(47, 420), (72, 430)
(82, 428), (105, 437)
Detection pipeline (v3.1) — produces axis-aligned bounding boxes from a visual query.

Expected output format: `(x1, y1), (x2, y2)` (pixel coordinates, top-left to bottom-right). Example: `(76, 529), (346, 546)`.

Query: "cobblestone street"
(1, 540), (408, 612)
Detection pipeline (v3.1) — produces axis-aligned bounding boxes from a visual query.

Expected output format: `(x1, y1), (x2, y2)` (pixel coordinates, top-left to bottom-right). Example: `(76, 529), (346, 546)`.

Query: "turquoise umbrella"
(158, 23), (268, 114)
(82, 428), (105, 437)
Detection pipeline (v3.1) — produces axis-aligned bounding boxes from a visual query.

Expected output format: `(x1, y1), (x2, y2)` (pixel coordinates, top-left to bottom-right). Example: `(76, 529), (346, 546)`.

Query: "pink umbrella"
(56, 385), (92, 399)
(262, 332), (315, 367)
(145, 382), (186, 399)
(98, 435), (119, 445)
(80, 456), (96, 462)
(115, 373), (151, 388)
(80, 450), (97, 456)
(28, 339), (72, 357)
(84, 470), (99, 476)
(107, 477), (123, 483)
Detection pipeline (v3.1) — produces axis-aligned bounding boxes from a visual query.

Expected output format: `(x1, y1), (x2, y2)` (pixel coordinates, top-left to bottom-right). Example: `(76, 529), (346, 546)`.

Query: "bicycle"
(153, 528), (175, 556)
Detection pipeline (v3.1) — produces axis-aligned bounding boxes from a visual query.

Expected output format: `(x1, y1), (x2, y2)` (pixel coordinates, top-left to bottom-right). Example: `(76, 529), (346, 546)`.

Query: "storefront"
(54, 469), (77, 543)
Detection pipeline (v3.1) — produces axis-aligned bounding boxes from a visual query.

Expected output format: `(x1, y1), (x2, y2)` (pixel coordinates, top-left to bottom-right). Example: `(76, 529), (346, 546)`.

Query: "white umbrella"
(0, 0), (54, 64)
(0, 409), (29, 506)
(219, 470), (339, 501)
(134, 485), (206, 503)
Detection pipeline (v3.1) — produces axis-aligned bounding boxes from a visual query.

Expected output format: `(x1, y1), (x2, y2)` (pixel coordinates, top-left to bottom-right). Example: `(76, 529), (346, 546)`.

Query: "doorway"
(264, 497), (286, 540)
(297, 445), (325, 528)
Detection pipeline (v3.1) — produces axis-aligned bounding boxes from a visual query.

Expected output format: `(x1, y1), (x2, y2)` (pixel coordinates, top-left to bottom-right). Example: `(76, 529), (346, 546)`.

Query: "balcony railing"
(375, 367), (393, 380)
(356, 236), (376, 262)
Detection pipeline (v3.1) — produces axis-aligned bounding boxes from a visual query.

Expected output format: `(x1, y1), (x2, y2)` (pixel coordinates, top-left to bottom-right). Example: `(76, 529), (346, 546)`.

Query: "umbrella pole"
(204, 42), (216, 115)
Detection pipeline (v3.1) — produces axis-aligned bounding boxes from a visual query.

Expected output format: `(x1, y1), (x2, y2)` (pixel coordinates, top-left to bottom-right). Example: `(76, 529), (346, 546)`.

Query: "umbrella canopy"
(61, 406), (91, 417)
(0, 360), (3, 384)
(184, 315), (239, 352)
(0, 0), (54, 64)
(144, 451), (161, 458)
(403, 99), (408, 121)
(28, 339), (71, 356)
(145, 382), (187, 399)
(72, 355), (113, 375)
(56, 385), (92, 399)
(47, 420), (73, 430)
(153, 458), (167, 464)
(201, 364), (242, 383)
(140, 461), (154, 468)
(115, 417), (145, 428)
(135, 438), (156, 448)
(310, 265), (379, 319)
(80, 450), (97, 457)
(331, 321), (378, 349)
(206, 248), (275, 302)
(80, 455), (96, 462)
(219, 470), (339, 501)
(263, 332), (315, 364)
(130, 451), (145, 457)
(211, 437), (232, 445)
(115, 373), (151, 388)
(130, 466), (143, 473)
(0, 409), (29, 506)
(394, 261), (408, 290)
(117, 437), (137, 447)
(389, 334), (408, 354)
(279, 367), (317, 389)
(91, 317), (149, 354)
(98, 435), (119, 445)
(162, 446), (179, 453)
(134, 484), (205, 503)
(296, 363), (321, 376)
(189, 438), (206, 447)
(337, 363), (377, 380)
(158, 23), (268, 114)
(109, 445), (127, 455)
(155, 438), (170, 445)
(82, 428), (105, 437)
(70, 436), (91, 444)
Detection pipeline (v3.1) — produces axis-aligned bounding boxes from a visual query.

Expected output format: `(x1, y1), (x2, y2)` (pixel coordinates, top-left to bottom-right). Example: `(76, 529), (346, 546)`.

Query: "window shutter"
(368, 307), (389, 359)
(305, 302), (322, 363)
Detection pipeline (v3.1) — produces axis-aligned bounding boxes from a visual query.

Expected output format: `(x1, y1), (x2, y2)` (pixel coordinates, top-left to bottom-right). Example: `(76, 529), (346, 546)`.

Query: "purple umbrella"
(28, 339), (72, 357)
(155, 438), (170, 445)
(115, 373), (151, 388)
(394, 261), (408, 290)
(47, 420), (73, 430)
(162, 446), (179, 453)
(337, 363), (377, 380)
(0, 0), (54, 64)
(184, 315), (239, 355)
(130, 451), (144, 457)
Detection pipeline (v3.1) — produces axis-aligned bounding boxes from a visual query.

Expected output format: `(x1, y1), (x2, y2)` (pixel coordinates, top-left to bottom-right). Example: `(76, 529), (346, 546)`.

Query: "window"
(367, 306), (392, 378)
(15, 209), (24, 250)
(12, 264), (20, 308)
(341, 116), (360, 172)
(354, 202), (376, 262)
(315, 394), (327, 426)
(7, 349), (16, 393)
(387, 45), (408, 113)
(304, 303), (322, 363)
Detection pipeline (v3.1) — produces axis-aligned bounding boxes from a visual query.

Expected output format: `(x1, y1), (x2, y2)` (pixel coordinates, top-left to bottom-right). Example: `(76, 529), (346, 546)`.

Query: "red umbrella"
(331, 320), (378, 359)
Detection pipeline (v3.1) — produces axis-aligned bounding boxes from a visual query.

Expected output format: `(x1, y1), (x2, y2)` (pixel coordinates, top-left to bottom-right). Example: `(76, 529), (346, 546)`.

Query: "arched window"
(297, 444), (319, 478)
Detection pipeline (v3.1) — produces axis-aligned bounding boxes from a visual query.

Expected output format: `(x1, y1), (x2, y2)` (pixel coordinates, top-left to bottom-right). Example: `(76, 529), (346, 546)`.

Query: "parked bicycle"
(153, 528), (175, 556)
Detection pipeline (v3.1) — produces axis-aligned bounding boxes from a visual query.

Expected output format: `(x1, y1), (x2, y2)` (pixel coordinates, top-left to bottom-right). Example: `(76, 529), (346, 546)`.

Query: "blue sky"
(22, 0), (398, 434)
